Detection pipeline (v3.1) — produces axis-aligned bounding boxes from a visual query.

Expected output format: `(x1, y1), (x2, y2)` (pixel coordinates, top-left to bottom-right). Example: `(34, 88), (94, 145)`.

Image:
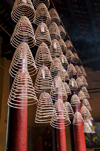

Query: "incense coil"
(81, 105), (92, 118)
(59, 54), (68, 70)
(10, 16), (36, 48)
(8, 69), (38, 109)
(35, 42), (52, 69)
(35, 22), (51, 46)
(71, 53), (80, 64)
(49, 22), (61, 40)
(66, 50), (74, 61)
(33, 0), (50, 8)
(83, 122), (95, 133)
(49, 8), (60, 26)
(71, 94), (80, 107)
(73, 112), (83, 125)
(81, 87), (90, 99)
(80, 66), (87, 77)
(50, 39), (62, 58)
(9, 42), (37, 78)
(11, 0), (36, 23)
(75, 65), (83, 77)
(76, 77), (84, 89)
(63, 82), (71, 95)
(80, 75), (88, 87)
(35, 92), (53, 123)
(33, 3), (51, 25)
(50, 99), (71, 129)
(60, 68), (69, 82)
(82, 99), (92, 111)
(64, 102), (74, 119)
(59, 38), (67, 54)
(65, 40), (73, 50)
(59, 25), (66, 40)
(69, 78), (78, 90)
(67, 63), (77, 76)
(78, 90), (86, 100)
(34, 65), (52, 93)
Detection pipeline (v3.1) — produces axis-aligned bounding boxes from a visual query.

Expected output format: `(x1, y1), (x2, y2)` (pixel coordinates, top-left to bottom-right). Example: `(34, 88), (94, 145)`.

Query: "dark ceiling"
(0, 0), (100, 71)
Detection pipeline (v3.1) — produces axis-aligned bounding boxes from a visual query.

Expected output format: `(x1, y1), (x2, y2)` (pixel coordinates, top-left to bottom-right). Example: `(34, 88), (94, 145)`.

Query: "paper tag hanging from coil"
(41, 24), (45, 32)
(42, 69), (45, 79)
(22, 0), (27, 3)
(72, 81), (74, 87)
(56, 79), (59, 88)
(54, 42), (57, 49)
(20, 48), (26, 59)
(58, 103), (62, 111)
(62, 58), (64, 63)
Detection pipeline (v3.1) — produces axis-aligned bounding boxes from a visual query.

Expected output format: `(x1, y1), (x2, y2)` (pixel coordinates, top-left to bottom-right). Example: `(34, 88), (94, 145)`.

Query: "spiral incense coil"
(59, 25), (66, 40)
(78, 90), (86, 100)
(83, 122), (93, 133)
(35, 22), (51, 46)
(34, 65), (52, 93)
(60, 68), (69, 82)
(81, 105), (92, 118)
(69, 78), (78, 91)
(10, 16), (36, 48)
(59, 54), (68, 70)
(50, 99), (71, 129)
(33, 0), (50, 8)
(33, 3), (51, 25)
(64, 102), (74, 119)
(73, 112), (83, 125)
(81, 87), (90, 99)
(67, 63), (77, 77)
(80, 75), (88, 87)
(76, 77), (84, 89)
(82, 99), (92, 111)
(8, 69), (38, 109)
(71, 53), (80, 64)
(65, 40), (73, 50)
(63, 82), (71, 95)
(59, 38), (67, 54)
(50, 39), (62, 58)
(75, 65), (83, 77)
(66, 50), (74, 61)
(49, 8), (60, 26)
(71, 94), (80, 107)
(80, 66), (87, 77)
(35, 92), (53, 123)
(35, 42), (52, 70)
(9, 42), (37, 78)
(11, 0), (36, 23)
(49, 22), (61, 40)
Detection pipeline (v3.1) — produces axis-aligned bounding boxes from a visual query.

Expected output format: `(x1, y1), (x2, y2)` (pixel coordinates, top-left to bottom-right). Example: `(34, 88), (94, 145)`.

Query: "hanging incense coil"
(76, 77), (84, 89)
(9, 42), (37, 78)
(73, 112), (83, 125)
(81, 87), (90, 99)
(69, 78), (78, 90)
(11, 0), (36, 23)
(75, 65), (83, 77)
(35, 42), (52, 69)
(59, 38), (67, 54)
(71, 53), (80, 64)
(63, 82), (71, 95)
(64, 102), (74, 119)
(71, 94), (80, 107)
(78, 90), (86, 100)
(59, 25), (66, 40)
(67, 63), (77, 77)
(80, 66), (87, 77)
(59, 54), (68, 70)
(49, 8), (60, 26)
(80, 75), (88, 87)
(33, 0), (50, 8)
(10, 16), (36, 48)
(60, 69), (69, 82)
(35, 22), (51, 46)
(50, 39), (62, 58)
(82, 99), (92, 111)
(81, 105), (91, 118)
(83, 122), (93, 133)
(34, 65), (52, 94)
(33, 3), (51, 25)
(66, 49), (74, 61)
(49, 22), (61, 40)
(50, 99), (71, 129)
(35, 92), (53, 123)
(8, 69), (38, 109)
(65, 40), (73, 50)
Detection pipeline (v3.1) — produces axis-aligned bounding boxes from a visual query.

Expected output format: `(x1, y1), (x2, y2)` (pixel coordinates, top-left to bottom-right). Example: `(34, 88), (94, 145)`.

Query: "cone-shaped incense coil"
(35, 42), (52, 69)
(66, 49), (74, 60)
(59, 54), (68, 70)
(83, 122), (95, 133)
(49, 22), (61, 40)
(33, 3), (51, 25)
(49, 8), (60, 25)
(82, 99), (92, 111)
(8, 70), (38, 109)
(35, 22), (51, 46)
(64, 102), (74, 119)
(50, 39), (62, 58)
(71, 94), (80, 107)
(69, 78), (78, 90)
(73, 111), (83, 125)
(50, 99), (71, 129)
(59, 38), (67, 54)
(80, 66), (87, 77)
(35, 92), (53, 123)
(67, 63), (77, 77)
(80, 75), (88, 87)
(60, 68), (69, 82)
(65, 40), (73, 50)
(10, 16), (36, 48)
(9, 42), (37, 78)
(11, 0), (36, 23)
(63, 82), (71, 95)
(76, 77), (84, 89)
(81, 105), (91, 118)
(75, 65), (83, 76)
(81, 87), (90, 99)
(71, 53), (79, 64)
(59, 25), (66, 40)
(78, 90), (86, 100)
(35, 65), (52, 93)
(33, 0), (50, 8)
